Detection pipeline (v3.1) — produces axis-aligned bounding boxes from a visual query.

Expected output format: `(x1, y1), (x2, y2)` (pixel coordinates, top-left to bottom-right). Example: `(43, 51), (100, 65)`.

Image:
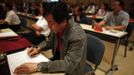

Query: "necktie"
(57, 32), (62, 52)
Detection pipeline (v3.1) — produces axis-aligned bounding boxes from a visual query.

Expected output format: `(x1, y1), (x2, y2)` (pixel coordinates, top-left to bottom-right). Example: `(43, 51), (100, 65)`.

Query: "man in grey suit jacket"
(14, 2), (87, 75)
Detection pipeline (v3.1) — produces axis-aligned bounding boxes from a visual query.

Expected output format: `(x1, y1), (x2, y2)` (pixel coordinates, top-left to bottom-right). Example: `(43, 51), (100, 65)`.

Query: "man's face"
(101, 4), (105, 10)
(39, 7), (44, 15)
(113, 1), (121, 13)
(74, 7), (80, 16)
(45, 14), (65, 33)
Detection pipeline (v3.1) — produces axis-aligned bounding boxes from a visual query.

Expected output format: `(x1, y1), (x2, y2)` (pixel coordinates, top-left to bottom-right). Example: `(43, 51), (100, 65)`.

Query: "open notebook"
(0, 28), (18, 38)
(7, 48), (50, 75)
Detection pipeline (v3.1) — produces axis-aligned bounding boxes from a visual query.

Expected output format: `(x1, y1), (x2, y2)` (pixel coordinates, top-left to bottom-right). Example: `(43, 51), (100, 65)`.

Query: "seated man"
(31, 2), (50, 37)
(73, 5), (92, 25)
(96, 3), (109, 16)
(0, 2), (21, 31)
(97, 0), (129, 31)
(26, 2), (50, 45)
(14, 2), (87, 75)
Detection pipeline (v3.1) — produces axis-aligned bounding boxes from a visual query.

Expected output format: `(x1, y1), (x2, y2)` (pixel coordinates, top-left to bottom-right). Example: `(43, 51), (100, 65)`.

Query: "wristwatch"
(37, 63), (42, 72)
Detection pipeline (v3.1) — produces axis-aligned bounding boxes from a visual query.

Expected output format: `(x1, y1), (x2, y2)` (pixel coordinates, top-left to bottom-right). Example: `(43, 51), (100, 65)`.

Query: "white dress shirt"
(5, 10), (20, 25)
(36, 16), (50, 37)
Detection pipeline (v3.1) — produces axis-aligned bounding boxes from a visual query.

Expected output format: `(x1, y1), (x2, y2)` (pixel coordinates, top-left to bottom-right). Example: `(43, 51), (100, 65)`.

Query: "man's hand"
(14, 63), (38, 74)
(27, 47), (40, 57)
(105, 26), (112, 30)
(35, 31), (41, 36)
(31, 24), (42, 31)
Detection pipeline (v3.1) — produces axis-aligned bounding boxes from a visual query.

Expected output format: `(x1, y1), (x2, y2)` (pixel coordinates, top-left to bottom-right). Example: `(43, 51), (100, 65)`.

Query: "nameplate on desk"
(0, 28), (18, 38)
(7, 48), (50, 75)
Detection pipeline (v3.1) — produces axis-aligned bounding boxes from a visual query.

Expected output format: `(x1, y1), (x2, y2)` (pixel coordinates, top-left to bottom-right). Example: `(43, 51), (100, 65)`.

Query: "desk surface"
(0, 36), (32, 53)
(80, 24), (127, 38)
(0, 28), (32, 53)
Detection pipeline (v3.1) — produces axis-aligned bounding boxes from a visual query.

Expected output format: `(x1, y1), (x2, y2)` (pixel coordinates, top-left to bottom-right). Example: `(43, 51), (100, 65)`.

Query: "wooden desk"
(80, 24), (127, 73)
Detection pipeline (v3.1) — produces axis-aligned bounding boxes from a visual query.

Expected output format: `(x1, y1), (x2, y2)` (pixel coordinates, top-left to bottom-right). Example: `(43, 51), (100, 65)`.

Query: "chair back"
(87, 34), (105, 65)
(126, 23), (134, 38)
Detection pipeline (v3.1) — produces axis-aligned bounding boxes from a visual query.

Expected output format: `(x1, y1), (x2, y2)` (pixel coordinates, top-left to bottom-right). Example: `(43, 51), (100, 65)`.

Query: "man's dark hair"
(5, 2), (13, 10)
(115, 0), (124, 9)
(44, 2), (69, 24)
(78, 6), (84, 12)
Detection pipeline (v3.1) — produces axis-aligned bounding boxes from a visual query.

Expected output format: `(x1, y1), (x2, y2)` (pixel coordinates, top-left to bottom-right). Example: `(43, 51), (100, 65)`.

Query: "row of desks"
(81, 24), (127, 74)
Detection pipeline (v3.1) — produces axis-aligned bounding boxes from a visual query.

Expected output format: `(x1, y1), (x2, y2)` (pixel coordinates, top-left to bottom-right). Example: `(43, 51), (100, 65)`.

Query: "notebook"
(0, 28), (18, 38)
(7, 48), (49, 75)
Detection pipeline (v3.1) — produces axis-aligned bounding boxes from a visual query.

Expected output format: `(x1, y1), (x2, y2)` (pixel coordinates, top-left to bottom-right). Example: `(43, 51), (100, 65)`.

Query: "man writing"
(14, 2), (87, 75)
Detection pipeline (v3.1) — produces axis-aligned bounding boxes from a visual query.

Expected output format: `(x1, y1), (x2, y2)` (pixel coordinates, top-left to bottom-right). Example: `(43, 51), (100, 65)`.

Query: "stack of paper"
(7, 48), (49, 75)
(0, 28), (18, 38)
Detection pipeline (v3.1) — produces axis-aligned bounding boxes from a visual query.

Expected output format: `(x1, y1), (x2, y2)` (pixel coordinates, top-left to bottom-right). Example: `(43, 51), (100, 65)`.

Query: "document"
(0, 28), (18, 38)
(7, 48), (50, 75)
(103, 29), (125, 37)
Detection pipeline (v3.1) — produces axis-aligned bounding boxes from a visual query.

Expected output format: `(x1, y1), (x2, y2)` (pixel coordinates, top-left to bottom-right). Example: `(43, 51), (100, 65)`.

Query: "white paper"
(103, 29), (126, 37)
(7, 48), (50, 75)
(0, 32), (18, 38)
(0, 28), (18, 38)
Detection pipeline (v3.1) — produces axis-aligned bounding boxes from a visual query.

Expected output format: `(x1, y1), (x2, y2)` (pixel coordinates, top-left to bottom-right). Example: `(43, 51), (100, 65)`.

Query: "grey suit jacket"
(37, 19), (87, 75)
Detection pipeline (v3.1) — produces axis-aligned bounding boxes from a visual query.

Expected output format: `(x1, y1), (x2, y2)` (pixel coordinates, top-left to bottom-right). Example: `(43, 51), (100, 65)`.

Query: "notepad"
(7, 48), (50, 75)
(0, 28), (18, 38)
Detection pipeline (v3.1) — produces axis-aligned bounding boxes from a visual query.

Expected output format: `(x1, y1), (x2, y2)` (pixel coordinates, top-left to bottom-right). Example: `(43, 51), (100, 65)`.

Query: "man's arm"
(105, 25), (127, 31)
(38, 28), (87, 73)
(31, 24), (43, 31)
(38, 37), (86, 73)
(0, 20), (8, 24)
(97, 20), (106, 26)
(97, 12), (110, 26)
(105, 12), (129, 31)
